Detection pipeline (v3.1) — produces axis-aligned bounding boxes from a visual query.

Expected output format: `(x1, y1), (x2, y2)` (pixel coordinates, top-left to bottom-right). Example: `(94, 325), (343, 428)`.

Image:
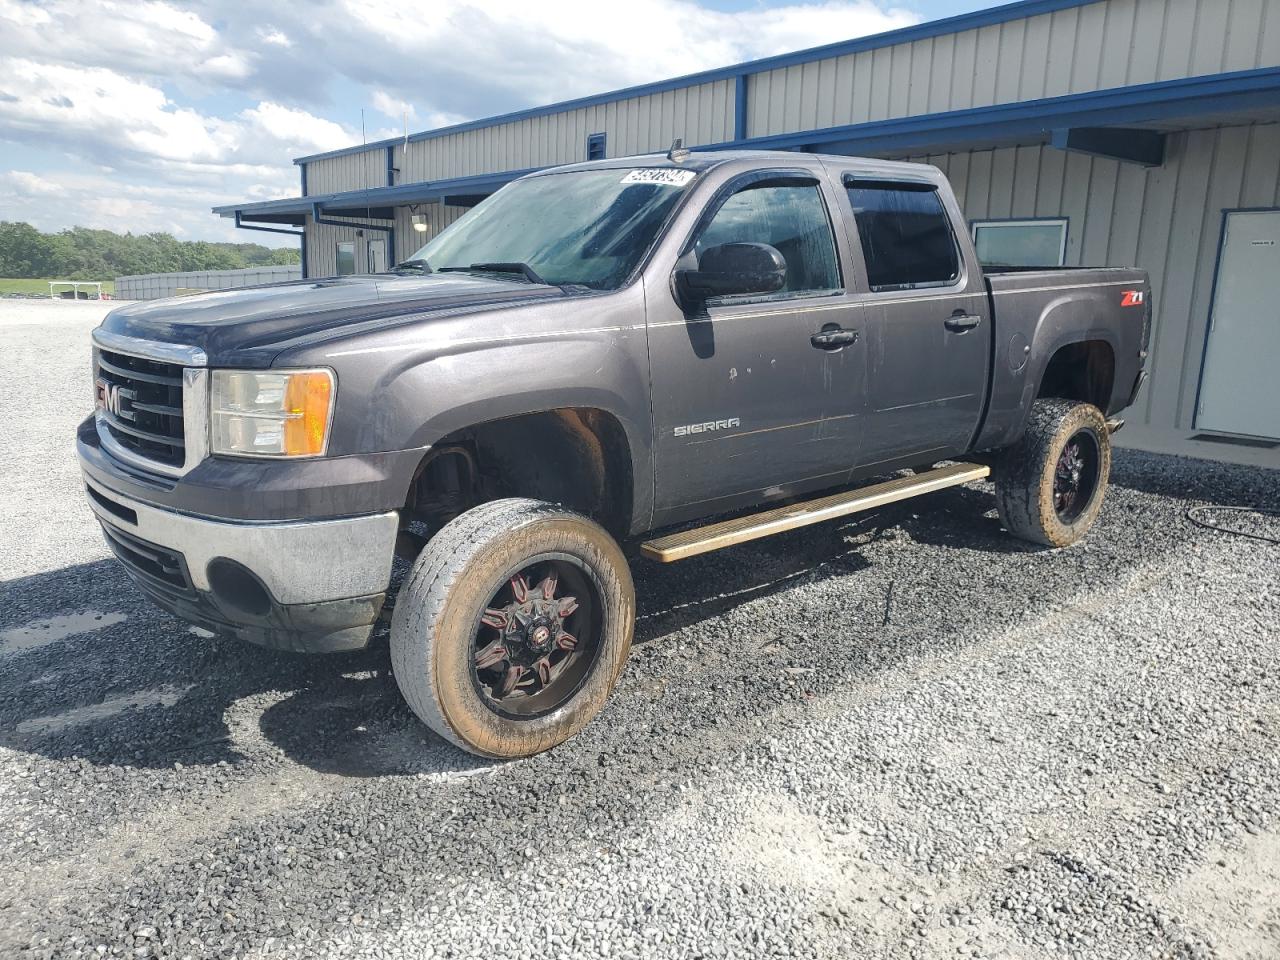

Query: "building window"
(845, 181), (959, 292)
(971, 218), (1068, 267)
(587, 132), (607, 161)
(335, 241), (356, 276)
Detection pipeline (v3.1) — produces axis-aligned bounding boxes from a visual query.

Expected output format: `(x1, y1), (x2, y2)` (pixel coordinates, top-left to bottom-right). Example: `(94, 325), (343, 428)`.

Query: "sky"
(0, 0), (992, 247)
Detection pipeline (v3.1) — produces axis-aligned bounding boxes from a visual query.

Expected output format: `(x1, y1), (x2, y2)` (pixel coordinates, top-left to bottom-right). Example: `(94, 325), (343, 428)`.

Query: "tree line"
(0, 221), (301, 280)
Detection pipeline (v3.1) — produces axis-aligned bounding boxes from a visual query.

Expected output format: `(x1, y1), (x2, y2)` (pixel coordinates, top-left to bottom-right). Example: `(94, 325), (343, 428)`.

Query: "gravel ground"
(2, 300), (1278, 960)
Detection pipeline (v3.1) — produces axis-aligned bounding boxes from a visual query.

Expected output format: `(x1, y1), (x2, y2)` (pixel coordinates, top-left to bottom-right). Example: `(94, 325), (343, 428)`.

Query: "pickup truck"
(78, 150), (1151, 758)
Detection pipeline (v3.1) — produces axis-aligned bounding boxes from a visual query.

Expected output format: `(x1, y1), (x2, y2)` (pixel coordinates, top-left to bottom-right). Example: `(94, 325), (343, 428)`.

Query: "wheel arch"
(405, 405), (642, 539)
(1035, 338), (1116, 410)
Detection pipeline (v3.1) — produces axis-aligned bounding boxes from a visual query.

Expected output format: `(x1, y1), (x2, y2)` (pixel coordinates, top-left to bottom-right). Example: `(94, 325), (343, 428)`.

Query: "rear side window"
(845, 181), (959, 292)
(695, 182), (841, 296)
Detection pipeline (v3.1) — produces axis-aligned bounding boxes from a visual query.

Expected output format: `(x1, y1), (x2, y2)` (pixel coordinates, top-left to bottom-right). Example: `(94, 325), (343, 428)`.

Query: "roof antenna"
(667, 138), (690, 163)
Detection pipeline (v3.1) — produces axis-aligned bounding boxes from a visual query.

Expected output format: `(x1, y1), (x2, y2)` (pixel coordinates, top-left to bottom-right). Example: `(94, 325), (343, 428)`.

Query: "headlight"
(210, 369), (334, 458)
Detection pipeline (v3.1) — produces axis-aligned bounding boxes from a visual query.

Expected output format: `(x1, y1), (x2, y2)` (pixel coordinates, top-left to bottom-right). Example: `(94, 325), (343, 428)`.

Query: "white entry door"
(367, 238), (387, 274)
(1196, 210), (1280, 440)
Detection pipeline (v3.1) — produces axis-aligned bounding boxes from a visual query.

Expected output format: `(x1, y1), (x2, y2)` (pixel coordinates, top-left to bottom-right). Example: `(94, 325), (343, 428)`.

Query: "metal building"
(215, 0), (1280, 466)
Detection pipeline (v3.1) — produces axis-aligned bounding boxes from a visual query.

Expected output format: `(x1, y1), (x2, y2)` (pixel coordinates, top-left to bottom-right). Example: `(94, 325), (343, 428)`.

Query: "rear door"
(835, 174), (991, 469)
(646, 170), (862, 520)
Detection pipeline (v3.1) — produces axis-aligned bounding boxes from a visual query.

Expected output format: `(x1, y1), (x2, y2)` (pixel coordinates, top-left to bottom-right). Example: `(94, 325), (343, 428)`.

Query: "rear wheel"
(994, 398), (1111, 547)
(390, 498), (634, 758)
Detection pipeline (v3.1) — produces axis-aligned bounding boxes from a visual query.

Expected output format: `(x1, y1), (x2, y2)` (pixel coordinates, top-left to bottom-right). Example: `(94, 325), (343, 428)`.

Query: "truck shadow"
(1, 451), (1270, 778)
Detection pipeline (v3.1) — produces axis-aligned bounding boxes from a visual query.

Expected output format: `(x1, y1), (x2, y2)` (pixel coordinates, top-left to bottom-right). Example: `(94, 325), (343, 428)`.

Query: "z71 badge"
(674, 418), (740, 437)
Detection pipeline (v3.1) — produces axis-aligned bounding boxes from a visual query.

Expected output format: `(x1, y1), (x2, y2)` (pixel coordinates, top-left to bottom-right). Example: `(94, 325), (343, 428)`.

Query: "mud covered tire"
(994, 398), (1112, 547)
(390, 498), (634, 758)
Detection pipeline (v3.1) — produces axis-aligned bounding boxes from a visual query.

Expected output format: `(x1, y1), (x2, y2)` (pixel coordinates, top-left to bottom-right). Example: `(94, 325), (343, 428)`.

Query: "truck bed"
(977, 266), (1152, 451)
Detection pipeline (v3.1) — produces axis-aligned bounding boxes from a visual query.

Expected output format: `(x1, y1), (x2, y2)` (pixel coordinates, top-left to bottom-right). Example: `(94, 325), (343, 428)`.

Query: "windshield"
(405, 167), (696, 289)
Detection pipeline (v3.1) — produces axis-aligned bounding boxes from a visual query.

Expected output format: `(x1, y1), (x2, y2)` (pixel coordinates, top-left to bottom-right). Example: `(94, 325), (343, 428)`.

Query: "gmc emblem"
(95, 378), (124, 417)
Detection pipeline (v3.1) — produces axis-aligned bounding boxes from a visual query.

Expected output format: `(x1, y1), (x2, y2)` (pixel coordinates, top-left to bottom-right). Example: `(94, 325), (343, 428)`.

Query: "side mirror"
(675, 242), (786, 310)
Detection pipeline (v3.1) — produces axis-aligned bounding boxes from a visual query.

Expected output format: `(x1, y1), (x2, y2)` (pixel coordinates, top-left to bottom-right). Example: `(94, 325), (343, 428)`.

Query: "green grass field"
(0, 278), (116, 296)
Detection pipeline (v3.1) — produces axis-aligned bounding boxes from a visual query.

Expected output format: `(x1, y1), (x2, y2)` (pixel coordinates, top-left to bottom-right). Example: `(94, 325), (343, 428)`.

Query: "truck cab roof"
(530, 149), (942, 182)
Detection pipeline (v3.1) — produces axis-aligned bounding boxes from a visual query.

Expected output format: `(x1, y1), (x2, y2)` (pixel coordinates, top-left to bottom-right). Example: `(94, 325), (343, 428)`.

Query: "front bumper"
(82, 472), (399, 653)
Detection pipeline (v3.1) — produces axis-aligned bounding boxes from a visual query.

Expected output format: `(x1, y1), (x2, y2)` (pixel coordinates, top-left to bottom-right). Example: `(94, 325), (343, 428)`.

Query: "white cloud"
(371, 89), (415, 121)
(0, 0), (249, 87)
(319, 0), (918, 113)
(0, 58), (352, 171)
(0, 168), (293, 243)
(257, 26), (292, 47)
(0, 0), (923, 242)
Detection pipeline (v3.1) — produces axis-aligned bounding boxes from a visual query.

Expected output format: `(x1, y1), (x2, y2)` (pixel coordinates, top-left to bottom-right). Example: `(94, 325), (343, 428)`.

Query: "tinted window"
(696, 182), (840, 296)
(846, 183), (959, 291)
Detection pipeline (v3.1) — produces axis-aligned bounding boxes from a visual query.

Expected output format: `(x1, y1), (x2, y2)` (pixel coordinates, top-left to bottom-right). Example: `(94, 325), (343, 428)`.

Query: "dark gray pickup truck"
(78, 150), (1150, 757)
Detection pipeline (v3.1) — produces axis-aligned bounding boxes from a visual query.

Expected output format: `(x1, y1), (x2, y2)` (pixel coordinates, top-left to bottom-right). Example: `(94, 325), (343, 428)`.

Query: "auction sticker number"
(621, 168), (697, 187)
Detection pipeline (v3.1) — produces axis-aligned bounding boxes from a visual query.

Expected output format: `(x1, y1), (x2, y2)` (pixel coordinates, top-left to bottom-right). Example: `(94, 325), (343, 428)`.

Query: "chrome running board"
(639, 462), (991, 563)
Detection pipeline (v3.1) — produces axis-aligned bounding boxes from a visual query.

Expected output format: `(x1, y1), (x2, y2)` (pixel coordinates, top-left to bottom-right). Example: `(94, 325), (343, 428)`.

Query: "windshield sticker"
(621, 168), (697, 187)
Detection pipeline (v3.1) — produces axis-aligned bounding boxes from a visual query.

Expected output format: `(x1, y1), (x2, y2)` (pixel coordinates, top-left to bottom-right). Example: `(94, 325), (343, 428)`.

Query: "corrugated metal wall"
(301, 79), (736, 195)
(746, 0), (1280, 137)
(296, 0), (1280, 196)
(911, 121), (1280, 450)
(115, 266), (302, 300)
(303, 204), (468, 276)
(305, 149), (386, 194)
(304, 217), (390, 278)
(391, 203), (466, 262)
(398, 79), (735, 181)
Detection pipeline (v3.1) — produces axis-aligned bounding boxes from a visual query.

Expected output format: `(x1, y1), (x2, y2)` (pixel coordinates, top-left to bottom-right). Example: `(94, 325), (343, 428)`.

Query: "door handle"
(944, 313), (982, 332)
(811, 327), (859, 350)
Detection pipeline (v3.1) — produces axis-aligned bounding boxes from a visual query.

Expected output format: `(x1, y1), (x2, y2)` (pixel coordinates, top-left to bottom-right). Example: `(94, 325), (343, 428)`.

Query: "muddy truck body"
(78, 150), (1151, 757)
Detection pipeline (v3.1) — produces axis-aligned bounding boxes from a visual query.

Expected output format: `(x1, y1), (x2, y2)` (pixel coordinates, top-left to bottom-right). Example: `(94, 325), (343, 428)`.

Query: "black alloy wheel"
(469, 555), (604, 720)
(1052, 428), (1102, 524)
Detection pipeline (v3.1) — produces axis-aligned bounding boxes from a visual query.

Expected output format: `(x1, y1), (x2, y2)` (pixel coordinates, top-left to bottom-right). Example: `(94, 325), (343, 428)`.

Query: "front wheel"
(994, 398), (1112, 547)
(390, 498), (634, 758)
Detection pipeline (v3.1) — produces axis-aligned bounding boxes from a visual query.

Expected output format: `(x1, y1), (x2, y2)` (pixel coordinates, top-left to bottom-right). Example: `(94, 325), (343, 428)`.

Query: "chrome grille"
(96, 349), (186, 466)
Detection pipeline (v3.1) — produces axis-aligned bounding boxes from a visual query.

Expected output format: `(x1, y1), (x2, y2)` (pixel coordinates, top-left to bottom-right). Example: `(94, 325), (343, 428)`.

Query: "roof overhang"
(213, 167), (539, 225)
(720, 66), (1280, 159)
(215, 68), (1280, 226)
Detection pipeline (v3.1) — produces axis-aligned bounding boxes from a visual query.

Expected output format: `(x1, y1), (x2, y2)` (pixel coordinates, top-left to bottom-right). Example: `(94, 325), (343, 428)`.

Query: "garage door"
(1195, 210), (1280, 441)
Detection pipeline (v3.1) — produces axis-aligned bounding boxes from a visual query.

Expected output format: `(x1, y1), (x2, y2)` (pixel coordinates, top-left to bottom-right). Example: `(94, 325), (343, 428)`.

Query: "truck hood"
(96, 273), (569, 366)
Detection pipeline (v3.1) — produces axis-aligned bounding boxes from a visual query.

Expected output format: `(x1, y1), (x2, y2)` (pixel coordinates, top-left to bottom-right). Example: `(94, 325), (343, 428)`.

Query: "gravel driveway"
(2, 300), (1278, 960)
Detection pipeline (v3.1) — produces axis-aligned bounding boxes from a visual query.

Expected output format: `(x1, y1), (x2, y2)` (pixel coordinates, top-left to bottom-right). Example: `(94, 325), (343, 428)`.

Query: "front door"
(1196, 210), (1280, 440)
(837, 177), (991, 469)
(646, 172), (863, 522)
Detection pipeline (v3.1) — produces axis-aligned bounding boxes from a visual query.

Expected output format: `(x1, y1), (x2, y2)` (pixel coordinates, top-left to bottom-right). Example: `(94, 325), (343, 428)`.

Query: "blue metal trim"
(1050, 126), (1165, 166)
(233, 212), (306, 277)
(386, 144), (397, 186)
(234, 212), (304, 236)
(217, 68), (1280, 222)
(734, 74), (749, 141)
(1190, 206), (1280, 434)
(215, 167), (540, 219)
(292, 0), (1099, 164)
(704, 66), (1280, 156)
(300, 162), (308, 197)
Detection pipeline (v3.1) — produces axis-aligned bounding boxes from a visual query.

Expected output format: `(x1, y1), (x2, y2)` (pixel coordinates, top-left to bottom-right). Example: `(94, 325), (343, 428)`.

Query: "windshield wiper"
(465, 261), (550, 285)
(390, 258), (432, 274)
